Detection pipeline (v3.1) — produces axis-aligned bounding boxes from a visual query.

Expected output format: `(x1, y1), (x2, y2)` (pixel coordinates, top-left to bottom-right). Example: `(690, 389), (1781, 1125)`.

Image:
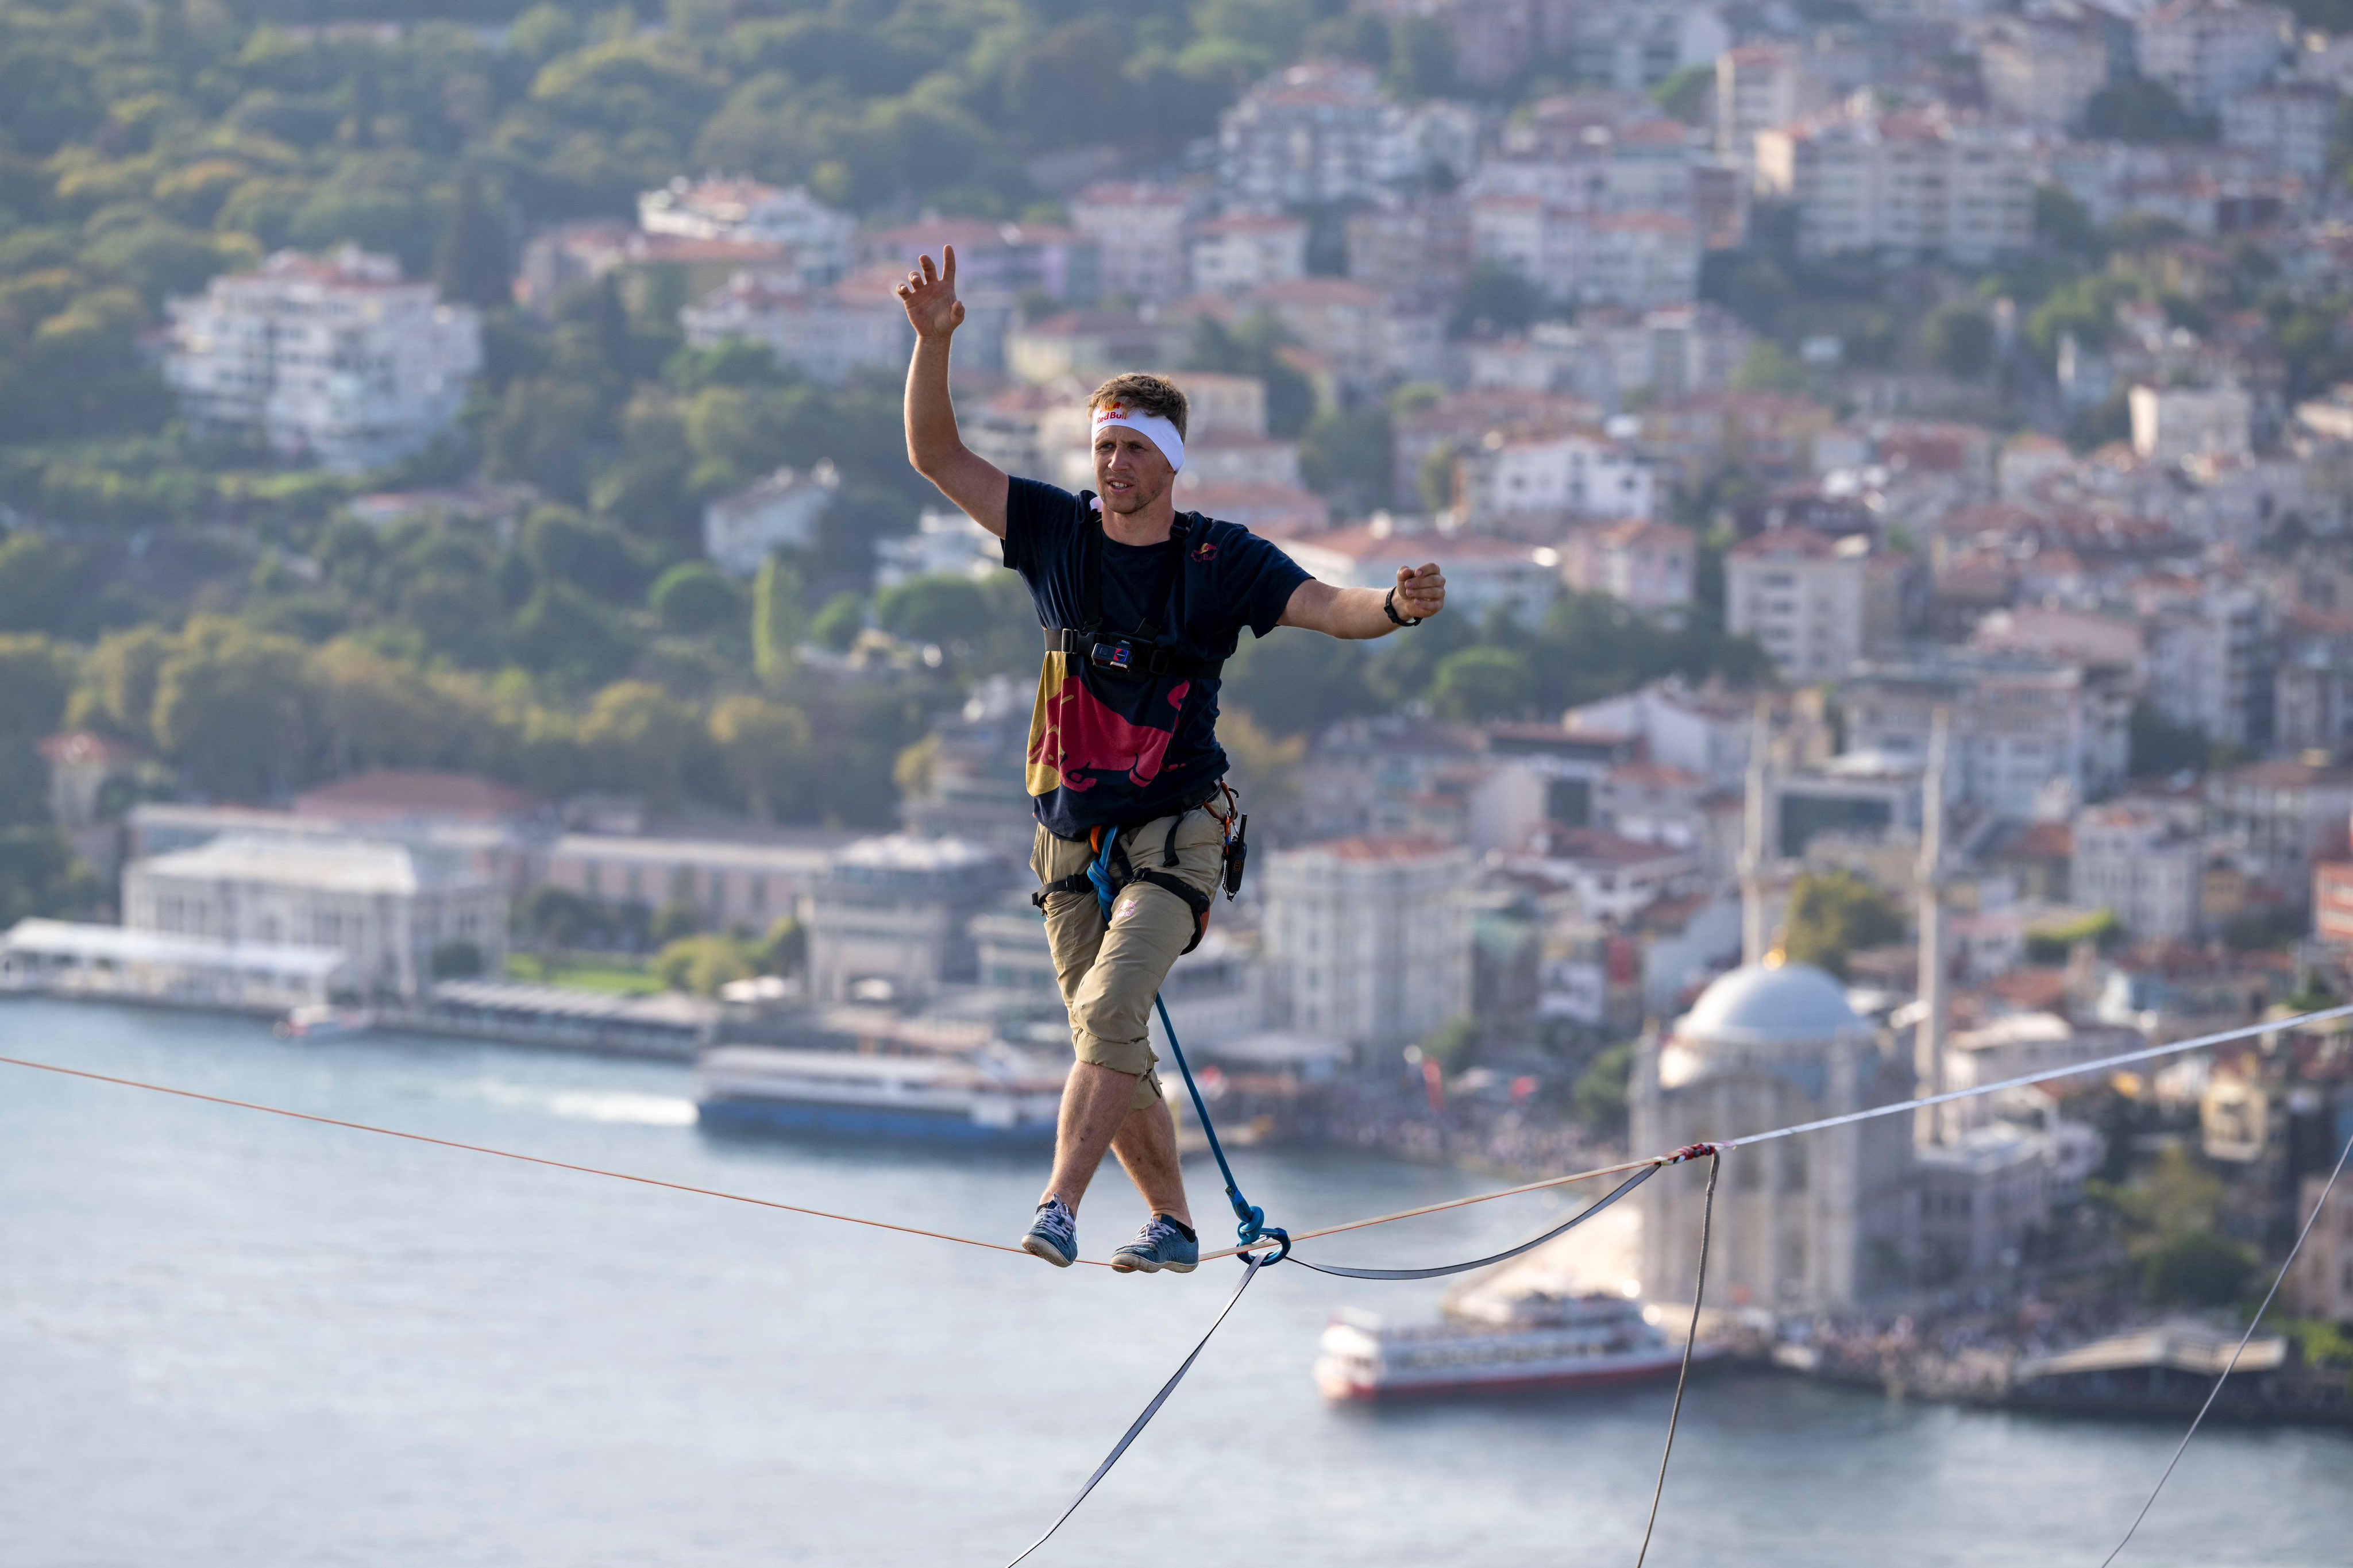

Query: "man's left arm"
(1277, 563), (1446, 640)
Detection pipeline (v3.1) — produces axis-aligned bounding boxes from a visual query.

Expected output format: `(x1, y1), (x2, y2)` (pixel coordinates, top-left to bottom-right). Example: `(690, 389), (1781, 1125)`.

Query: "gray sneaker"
(1021, 1197), (1078, 1268)
(1111, 1214), (1199, 1274)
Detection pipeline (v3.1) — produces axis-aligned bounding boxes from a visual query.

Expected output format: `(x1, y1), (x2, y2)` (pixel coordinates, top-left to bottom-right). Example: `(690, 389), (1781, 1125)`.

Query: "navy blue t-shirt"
(1002, 476), (1309, 837)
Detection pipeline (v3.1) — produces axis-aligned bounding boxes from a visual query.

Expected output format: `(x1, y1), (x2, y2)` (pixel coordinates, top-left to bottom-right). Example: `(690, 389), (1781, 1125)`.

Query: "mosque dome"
(1675, 962), (1869, 1050)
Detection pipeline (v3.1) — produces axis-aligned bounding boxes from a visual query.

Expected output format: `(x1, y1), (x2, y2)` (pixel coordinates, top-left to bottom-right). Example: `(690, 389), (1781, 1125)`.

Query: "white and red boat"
(1314, 1289), (1717, 1401)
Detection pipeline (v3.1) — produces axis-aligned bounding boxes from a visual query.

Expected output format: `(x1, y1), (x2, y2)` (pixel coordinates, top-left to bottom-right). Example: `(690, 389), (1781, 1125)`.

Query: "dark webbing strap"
(1284, 1165), (1656, 1282)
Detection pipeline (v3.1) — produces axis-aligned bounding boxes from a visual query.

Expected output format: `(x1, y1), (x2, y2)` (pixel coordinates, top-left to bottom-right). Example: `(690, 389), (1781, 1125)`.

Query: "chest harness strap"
(1043, 504), (1224, 681)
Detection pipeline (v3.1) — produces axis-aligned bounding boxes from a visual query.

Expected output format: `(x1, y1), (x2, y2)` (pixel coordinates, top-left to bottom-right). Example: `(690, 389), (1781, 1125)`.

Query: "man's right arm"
(897, 246), (1009, 539)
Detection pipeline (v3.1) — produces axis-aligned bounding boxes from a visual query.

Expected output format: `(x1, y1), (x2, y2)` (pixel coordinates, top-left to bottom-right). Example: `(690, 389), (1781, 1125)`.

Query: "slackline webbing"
(1208, 1001), (2353, 1262)
(0, 1052), (1086, 1265)
(1635, 1149), (1718, 1568)
(1285, 1162), (1656, 1281)
(1002, 1253), (1269, 1567)
(2096, 1124), (2353, 1568)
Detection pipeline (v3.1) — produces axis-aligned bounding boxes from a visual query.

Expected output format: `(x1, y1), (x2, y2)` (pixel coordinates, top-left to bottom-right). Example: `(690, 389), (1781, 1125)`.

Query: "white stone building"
(2073, 801), (2205, 940)
(164, 248), (481, 473)
(1561, 517), (1697, 611)
(2135, 0), (2292, 113)
(805, 835), (1006, 1004)
(1754, 105), (2033, 265)
(543, 832), (838, 930)
(1263, 836), (1472, 1052)
(681, 267), (913, 386)
(1715, 41), (1831, 163)
(638, 177), (854, 281)
(703, 462), (838, 577)
(1217, 61), (1410, 210)
(1070, 183), (1195, 302)
(1459, 429), (1656, 523)
(2219, 84), (2337, 178)
(124, 835), (506, 1000)
(1726, 528), (1884, 683)
(1630, 963), (1915, 1311)
(2129, 383), (2254, 465)
(1186, 214), (1309, 296)
(1978, 16), (2113, 129)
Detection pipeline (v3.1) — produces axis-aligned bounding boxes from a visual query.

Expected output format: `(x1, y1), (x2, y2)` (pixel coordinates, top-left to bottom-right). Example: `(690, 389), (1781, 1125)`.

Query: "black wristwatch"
(1383, 587), (1423, 628)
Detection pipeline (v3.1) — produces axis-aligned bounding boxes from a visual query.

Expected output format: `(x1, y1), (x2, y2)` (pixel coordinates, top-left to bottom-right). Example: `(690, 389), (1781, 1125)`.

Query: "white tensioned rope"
(2095, 1124), (2353, 1568)
(1717, 1002), (2353, 1152)
(1210, 1002), (2353, 1262)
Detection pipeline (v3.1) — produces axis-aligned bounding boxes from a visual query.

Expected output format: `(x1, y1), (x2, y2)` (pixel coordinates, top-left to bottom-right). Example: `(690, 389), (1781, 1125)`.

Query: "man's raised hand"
(1394, 562), (1446, 622)
(896, 246), (964, 339)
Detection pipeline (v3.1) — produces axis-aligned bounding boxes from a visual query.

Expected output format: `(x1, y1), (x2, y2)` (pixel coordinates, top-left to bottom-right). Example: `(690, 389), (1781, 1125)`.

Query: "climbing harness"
(1042, 801), (1279, 1256)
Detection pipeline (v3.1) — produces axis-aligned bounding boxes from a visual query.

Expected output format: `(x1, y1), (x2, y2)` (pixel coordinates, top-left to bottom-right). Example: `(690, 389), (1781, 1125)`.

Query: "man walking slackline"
(897, 246), (1446, 1273)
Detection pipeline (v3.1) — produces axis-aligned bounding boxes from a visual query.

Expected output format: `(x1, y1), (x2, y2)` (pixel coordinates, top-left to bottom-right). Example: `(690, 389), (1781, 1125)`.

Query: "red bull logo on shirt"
(1025, 651), (1190, 795)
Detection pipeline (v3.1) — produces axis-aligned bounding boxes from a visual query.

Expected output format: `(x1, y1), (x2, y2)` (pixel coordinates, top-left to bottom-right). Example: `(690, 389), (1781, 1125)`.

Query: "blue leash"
(1085, 836), (1289, 1264)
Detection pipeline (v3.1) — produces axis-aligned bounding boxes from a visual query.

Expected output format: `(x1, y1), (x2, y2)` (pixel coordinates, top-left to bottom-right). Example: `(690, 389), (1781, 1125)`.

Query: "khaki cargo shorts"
(1031, 804), (1227, 1113)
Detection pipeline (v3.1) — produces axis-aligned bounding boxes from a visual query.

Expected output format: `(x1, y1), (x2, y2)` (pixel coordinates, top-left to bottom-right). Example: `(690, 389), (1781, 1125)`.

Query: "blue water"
(2, 999), (2347, 1567)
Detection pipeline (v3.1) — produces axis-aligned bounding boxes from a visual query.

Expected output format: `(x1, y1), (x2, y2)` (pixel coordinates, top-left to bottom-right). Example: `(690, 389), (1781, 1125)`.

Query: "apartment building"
(637, 177), (854, 280)
(164, 248), (481, 473)
(2135, 0), (2291, 113)
(543, 833), (839, 932)
(1754, 105), (2033, 265)
(1069, 182), (1195, 302)
(680, 267), (913, 385)
(1457, 428), (1656, 523)
(1217, 61), (1411, 209)
(2129, 383), (2254, 464)
(1716, 41), (1830, 163)
(1726, 528), (1893, 683)
(1842, 653), (2131, 822)
(804, 835), (1006, 1004)
(1186, 214), (1309, 296)
(2073, 801), (2205, 940)
(1263, 836), (1473, 1051)
(1561, 517), (1697, 610)
(2219, 83), (2336, 179)
(1978, 16), (2114, 129)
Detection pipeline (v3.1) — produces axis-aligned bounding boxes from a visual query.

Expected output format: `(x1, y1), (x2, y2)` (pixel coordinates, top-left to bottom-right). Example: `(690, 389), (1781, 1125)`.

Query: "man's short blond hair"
(1087, 373), (1189, 441)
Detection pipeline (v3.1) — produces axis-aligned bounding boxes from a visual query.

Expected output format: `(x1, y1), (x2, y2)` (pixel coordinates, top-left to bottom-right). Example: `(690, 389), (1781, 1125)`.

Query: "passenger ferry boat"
(1314, 1289), (1715, 1401)
(693, 1043), (1065, 1146)
(274, 1005), (376, 1041)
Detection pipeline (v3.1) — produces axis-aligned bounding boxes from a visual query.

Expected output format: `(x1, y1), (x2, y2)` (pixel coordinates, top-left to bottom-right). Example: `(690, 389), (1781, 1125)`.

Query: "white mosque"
(1630, 705), (1982, 1313)
(1630, 960), (1917, 1311)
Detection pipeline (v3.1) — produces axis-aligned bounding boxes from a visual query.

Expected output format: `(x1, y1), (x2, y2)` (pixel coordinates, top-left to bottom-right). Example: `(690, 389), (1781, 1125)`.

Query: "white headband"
(1091, 404), (1185, 473)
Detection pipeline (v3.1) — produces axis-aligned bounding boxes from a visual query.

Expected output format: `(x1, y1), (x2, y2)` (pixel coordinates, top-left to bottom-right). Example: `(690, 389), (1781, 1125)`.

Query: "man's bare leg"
(1040, 1062), (1139, 1214)
(1109, 1098), (1192, 1228)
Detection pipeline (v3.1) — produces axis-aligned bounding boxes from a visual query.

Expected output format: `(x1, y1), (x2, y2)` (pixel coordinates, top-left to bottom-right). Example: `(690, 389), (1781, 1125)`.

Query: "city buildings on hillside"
(1217, 62), (1413, 209)
(1263, 836), (1473, 1051)
(2134, 0), (2293, 113)
(164, 248), (481, 472)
